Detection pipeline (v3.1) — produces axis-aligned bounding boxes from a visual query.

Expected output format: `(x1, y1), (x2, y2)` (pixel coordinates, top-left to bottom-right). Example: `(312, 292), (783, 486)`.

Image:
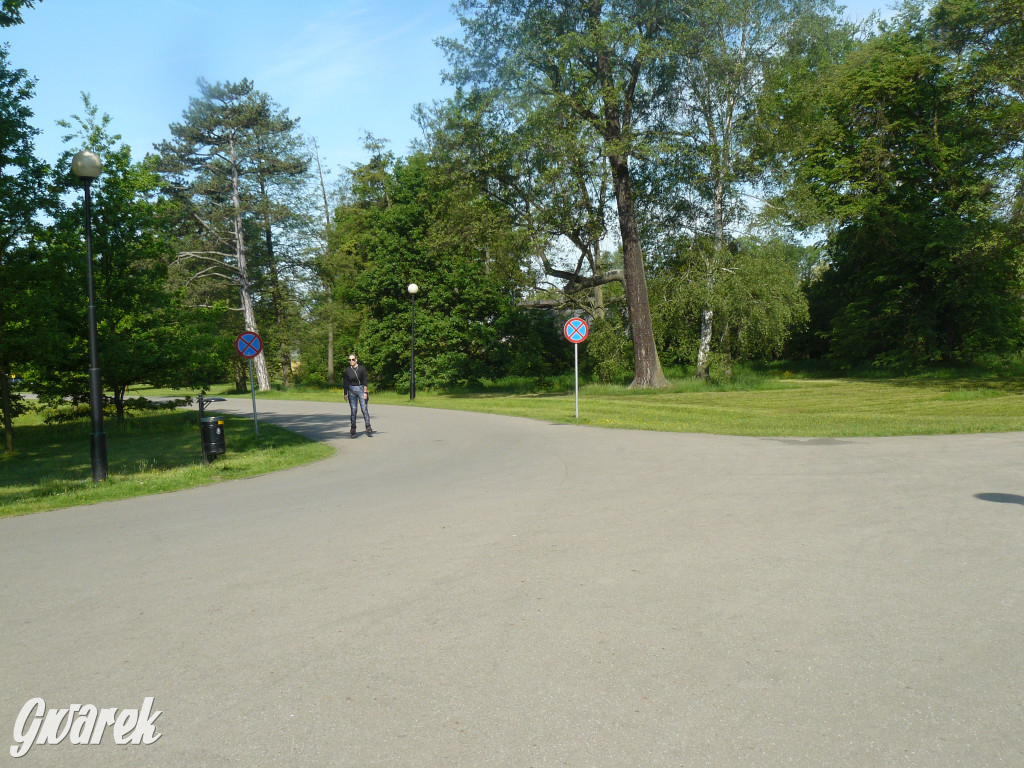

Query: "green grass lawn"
(204, 371), (1024, 437)
(406, 377), (1024, 436)
(1, 410), (334, 518)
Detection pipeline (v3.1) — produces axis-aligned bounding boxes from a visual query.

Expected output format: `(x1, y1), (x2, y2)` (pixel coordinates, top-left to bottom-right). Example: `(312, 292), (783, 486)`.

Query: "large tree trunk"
(313, 139), (336, 388)
(238, 281), (271, 390)
(608, 154), (668, 389)
(114, 385), (127, 424)
(0, 351), (12, 455)
(591, 1), (667, 390)
(327, 322), (335, 386)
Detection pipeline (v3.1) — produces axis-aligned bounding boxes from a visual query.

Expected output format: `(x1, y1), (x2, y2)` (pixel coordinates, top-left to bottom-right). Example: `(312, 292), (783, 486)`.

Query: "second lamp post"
(407, 283), (418, 400)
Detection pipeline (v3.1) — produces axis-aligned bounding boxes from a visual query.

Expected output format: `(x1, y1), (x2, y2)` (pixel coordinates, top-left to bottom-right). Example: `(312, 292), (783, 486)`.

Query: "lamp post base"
(90, 431), (108, 483)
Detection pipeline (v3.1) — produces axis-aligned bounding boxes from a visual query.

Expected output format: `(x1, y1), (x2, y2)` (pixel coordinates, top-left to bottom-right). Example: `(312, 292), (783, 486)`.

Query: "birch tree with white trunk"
(670, 0), (844, 379)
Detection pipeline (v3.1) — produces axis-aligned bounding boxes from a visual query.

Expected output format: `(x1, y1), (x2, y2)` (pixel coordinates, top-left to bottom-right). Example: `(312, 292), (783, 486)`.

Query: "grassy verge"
(1, 410), (334, 519)
(146, 367), (1024, 438)
(406, 378), (1024, 436)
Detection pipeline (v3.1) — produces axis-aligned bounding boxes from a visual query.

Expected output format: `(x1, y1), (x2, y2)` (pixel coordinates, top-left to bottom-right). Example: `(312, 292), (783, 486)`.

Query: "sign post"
(235, 331), (263, 437)
(563, 317), (590, 419)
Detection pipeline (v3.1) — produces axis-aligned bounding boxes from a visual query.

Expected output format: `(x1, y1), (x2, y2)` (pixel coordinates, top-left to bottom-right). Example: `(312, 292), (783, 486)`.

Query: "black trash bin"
(200, 416), (226, 463)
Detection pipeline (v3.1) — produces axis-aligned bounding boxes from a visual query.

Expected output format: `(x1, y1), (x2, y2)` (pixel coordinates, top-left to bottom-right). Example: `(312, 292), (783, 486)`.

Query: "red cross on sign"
(235, 331), (263, 358)
(564, 317), (589, 344)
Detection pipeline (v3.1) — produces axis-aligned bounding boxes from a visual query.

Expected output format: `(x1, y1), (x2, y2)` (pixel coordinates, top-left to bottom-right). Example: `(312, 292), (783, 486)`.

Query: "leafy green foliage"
(353, 153), (518, 388)
(156, 79), (307, 391)
(651, 237), (810, 369)
(440, 0), (681, 387)
(584, 315), (633, 384)
(784, 3), (1023, 367)
(319, 145), (565, 391)
(0, 0), (37, 27)
(29, 97), (228, 422)
(0, 44), (50, 452)
(6, 0), (1024, 406)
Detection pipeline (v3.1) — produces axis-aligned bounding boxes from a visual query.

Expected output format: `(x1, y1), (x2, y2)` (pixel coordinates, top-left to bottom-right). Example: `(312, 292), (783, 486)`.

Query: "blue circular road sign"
(564, 317), (590, 344)
(235, 331), (263, 358)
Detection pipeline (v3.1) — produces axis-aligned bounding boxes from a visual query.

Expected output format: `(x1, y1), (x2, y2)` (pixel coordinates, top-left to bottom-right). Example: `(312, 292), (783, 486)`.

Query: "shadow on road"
(251, 413), (349, 443)
(975, 492), (1024, 505)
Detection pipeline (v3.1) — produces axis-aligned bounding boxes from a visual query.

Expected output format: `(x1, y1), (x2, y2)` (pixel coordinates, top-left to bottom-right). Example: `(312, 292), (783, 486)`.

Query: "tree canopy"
(3, 0), (1024, 456)
(780, 0), (1023, 366)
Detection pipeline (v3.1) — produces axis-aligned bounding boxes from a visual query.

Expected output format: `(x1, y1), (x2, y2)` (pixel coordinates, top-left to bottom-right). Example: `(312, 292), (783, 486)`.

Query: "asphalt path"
(2, 399), (1023, 767)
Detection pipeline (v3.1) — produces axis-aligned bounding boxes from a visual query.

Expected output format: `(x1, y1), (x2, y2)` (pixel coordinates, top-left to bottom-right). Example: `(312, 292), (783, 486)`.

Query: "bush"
(584, 316), (633, 384)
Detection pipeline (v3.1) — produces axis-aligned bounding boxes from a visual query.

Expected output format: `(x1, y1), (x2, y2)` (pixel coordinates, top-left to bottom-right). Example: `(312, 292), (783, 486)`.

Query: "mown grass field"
(224, 370), (1024, 437)
(412, 378), (1024, 436)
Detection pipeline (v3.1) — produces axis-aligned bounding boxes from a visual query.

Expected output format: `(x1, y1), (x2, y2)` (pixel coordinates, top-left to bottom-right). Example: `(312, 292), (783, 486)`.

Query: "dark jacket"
(342, 363), (368, 395)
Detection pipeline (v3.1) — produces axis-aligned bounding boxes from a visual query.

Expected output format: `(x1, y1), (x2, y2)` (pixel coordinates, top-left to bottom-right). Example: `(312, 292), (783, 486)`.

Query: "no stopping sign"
(564, 317), (589, 344)
(235, 332), (263, 358)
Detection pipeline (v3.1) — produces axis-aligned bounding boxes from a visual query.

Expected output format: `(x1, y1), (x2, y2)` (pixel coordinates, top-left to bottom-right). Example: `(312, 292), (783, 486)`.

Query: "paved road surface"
(2, 400), (1023, 767)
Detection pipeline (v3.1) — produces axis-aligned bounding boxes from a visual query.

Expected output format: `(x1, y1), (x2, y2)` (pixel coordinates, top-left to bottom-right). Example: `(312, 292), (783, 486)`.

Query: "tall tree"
(0, 44), (48, 453)
(245, 92), (309, 387)
(326, 146), (543, 390)
(36, 97), (226, 422)
(782, 2), (1022, 365)
(440, 0), (678, 388)
(315, 134), (394, 383)
(156, 79), (275, 390)
(307, 137), (340, 385)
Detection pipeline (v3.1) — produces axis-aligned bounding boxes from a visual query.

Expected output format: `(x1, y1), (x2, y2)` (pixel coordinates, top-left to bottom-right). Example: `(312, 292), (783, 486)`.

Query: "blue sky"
(5, 0), (893, 175)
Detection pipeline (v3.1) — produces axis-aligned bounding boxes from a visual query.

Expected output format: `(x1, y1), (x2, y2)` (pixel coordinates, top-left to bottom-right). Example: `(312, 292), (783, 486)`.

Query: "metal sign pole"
(563, 316), (589, 421)
(234, 331), (263, 438)
(249, 358), (259, 437)
(574, 342), (579, 419)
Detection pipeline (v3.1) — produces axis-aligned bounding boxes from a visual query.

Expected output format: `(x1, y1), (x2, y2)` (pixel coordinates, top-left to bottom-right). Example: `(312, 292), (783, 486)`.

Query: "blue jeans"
(347, 389), (371, 429)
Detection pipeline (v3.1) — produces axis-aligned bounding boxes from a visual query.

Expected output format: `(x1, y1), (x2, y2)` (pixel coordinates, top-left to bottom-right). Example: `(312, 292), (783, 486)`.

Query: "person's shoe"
(366, 426), (373, 436)
(350, 426), (357, 438)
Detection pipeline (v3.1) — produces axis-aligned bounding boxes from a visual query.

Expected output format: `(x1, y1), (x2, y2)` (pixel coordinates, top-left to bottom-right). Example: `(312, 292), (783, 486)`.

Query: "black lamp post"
(72, 150), (107, 483)
(408, 283), (419, 400)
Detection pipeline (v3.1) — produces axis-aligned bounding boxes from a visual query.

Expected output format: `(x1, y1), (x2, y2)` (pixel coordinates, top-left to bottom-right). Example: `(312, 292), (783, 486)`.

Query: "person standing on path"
(343, 354), (373, 438)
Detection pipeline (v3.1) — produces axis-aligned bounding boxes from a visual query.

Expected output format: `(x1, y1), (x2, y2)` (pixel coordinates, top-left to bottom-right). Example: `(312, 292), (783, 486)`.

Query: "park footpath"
(2, 398), (1023, 767)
